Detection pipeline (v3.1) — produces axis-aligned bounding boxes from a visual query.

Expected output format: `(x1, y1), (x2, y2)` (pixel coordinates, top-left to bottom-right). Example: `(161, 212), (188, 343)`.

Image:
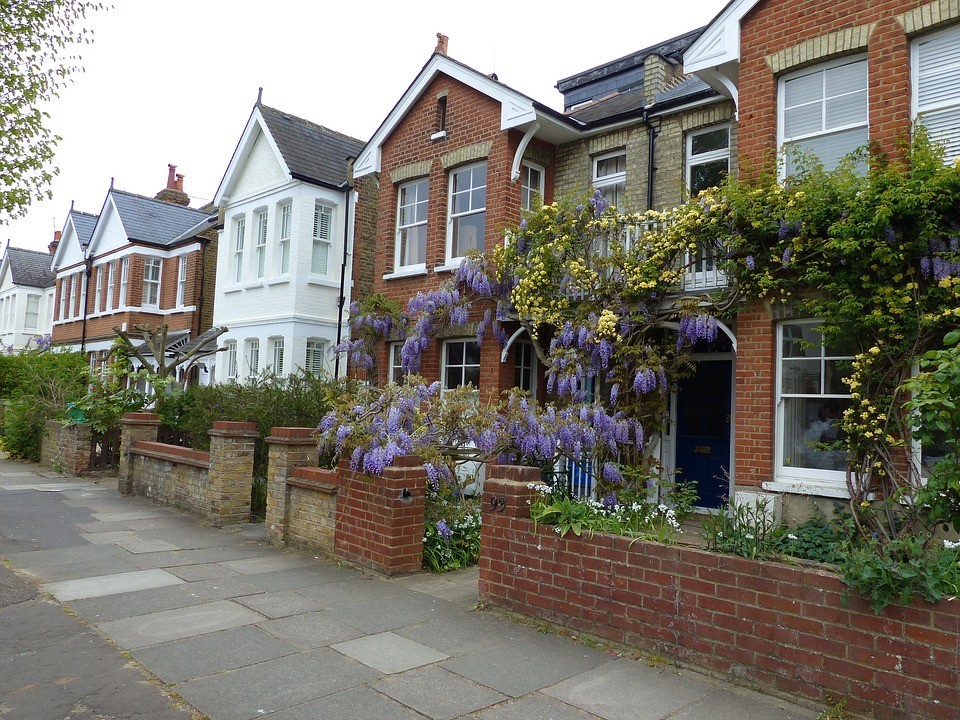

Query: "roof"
(258, 105), (365, 188)
(556, 28), (704, 95)
(110, 190), (213, 247)
(70, 210), (98, 247)
(4, 247), (56, 288)
(567, 76), (718, 125)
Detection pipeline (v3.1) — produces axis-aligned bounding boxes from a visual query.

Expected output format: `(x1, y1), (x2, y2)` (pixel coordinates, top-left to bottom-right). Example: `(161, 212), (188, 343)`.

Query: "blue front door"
(675, 359), (732, 509)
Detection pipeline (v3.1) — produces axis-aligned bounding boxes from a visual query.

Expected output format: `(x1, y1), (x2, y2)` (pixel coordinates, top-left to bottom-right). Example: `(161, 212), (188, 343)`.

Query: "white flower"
(943, 539), (960, 550)
(788, 534), (798, 541)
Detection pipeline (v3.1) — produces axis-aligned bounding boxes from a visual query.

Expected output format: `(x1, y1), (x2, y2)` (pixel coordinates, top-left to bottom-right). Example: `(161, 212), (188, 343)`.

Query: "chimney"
(48, 230), (61, 255)
(155, 163), (190, 206)
(435, 33), (448, 56)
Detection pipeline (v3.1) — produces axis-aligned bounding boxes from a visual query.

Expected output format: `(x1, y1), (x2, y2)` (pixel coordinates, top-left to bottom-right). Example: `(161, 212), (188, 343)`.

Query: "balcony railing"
(622, 218), (728, 292)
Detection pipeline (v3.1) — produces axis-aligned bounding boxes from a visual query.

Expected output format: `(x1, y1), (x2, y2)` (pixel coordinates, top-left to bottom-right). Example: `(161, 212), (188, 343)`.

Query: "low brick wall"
(479, 469), (960, 720)
(284, 466), (338, 555)
(130, 441), (211, 517)
(41, 420), (92, 475)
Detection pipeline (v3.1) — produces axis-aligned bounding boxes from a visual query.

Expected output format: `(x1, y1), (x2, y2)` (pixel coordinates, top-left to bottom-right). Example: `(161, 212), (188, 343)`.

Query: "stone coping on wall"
(267, 426), (318, 445)
(131, 440), (210, 469)
(289, 465), (338, 492)
(208, 421), (259, 438)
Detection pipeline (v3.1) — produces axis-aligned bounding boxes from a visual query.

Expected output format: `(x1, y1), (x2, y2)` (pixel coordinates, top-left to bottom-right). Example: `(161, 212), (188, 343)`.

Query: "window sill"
(762, 479), (851, 499)
(383, 265), (427, 281)
(306, 275), (340, 288)
(264, 277), (290, 287)
(223, 286), (243, 295)
(433, 261), (463, 274)
(242, 280), (265, 290)
(430, 130), (447, 141)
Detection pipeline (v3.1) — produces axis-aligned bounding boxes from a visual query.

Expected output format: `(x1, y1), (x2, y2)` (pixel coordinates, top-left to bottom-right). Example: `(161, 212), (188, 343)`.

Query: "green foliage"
(841, 534), (960, 612)
(423, 485), (481, 572)
(1, 1), (107, 220)
(701, 499), (786, 560)
(778, 512), (853, 565)
(71, 345), (147, 433)
(2, 396), (46, 460)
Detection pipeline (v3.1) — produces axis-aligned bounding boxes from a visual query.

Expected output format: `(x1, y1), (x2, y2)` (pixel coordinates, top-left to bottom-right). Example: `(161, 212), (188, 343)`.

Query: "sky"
(5, 0), (728, 253)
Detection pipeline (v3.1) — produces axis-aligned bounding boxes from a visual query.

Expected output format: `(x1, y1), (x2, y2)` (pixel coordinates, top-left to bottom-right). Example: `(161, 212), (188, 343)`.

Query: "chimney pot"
(175, 173), (184, 191)
(166, 164), (177, 189)
(435, 33), (448, 56)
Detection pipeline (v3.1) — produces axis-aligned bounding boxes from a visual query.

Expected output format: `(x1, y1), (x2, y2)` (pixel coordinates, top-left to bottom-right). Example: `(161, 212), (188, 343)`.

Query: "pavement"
(0, 456), (820, 720)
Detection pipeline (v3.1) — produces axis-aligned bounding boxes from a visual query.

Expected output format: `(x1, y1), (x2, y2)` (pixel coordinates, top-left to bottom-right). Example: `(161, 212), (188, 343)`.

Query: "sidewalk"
(0, 457), (818, 720)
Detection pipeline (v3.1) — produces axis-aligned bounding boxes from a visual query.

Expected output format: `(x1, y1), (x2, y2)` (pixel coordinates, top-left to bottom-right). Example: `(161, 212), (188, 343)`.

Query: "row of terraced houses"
(3, 0), (960, 517)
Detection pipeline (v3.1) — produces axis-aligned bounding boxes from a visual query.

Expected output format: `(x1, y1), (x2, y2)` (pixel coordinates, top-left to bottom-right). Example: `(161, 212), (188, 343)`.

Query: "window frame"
(686, 124), (731, 197)
(311, 202), (333, 276)
(446, 162), (487, 264)
(24, 293), (40, 330)
(106, 261), (116, 311)
(773, 319), (855, 493)
(246, 339), (259, 378)
(389, 341), (407, 384)
(777, 55), (869, 177)
(176, 255), (187, 307)
(520, 161), (545, 212)
(67, 274), (77, 319)
(143, 257), (162, 308)
(93, 266), (103, 313)
(233, 215), (246, 284)
(912, 23), (960, 163)
(270, 337), (284, 375)
(255, 209), (268, 278)
(225, 341), (238, 381)
(593, 150), (627, 210)
(305, 338), (325, 375)
(278, 201), (292, 274)
(119, 258), (129, 306)
(441, 338), (482, 393)
(514, 339), (538, 395)
(395, 178), (429, 272)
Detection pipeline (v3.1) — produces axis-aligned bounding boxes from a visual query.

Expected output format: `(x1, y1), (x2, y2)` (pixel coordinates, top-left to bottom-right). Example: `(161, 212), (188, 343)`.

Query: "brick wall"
(41, 420), (92, 475)
(737, 0), (941, 175)
(479, 471), (960, 720)
(282, 466), (338, 556)
(130, 441), (211, 517)
(733, 299), (776, 489)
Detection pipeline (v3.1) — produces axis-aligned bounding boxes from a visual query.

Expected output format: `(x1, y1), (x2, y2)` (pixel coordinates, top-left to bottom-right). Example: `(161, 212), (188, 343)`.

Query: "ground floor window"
(442, 339), (480, 391)
(305, 339), (325, 375)
(514, 339), (537, 395)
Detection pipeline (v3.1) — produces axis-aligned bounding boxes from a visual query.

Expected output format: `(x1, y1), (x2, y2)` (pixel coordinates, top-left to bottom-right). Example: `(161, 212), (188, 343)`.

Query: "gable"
(88, 198), (130, 257)
(55, 219), (88, 271)
(231, 129), (288, 200)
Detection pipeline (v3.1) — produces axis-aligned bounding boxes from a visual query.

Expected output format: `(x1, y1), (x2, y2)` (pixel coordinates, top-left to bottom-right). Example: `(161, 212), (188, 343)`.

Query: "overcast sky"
(5, 0), (727, 253)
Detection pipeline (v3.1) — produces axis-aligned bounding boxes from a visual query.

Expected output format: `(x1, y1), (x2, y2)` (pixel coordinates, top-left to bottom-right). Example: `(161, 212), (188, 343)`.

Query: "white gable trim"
(354, 54), (542, 179)
(685, 0), (761, 74)
(214, 107), (291, 206)
(53, 213), (92, 270)
(86, 193), (130, 258)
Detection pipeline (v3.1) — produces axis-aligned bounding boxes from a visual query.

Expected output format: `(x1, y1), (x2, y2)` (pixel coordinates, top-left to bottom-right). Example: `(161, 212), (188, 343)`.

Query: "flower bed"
(479, 470), (960, 720)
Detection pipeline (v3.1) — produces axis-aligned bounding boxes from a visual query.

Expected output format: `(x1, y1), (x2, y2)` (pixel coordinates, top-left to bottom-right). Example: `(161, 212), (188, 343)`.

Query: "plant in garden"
(71, 338), (147, 433)
(422, 485), (482, 572)
(701, 499), (786, 560)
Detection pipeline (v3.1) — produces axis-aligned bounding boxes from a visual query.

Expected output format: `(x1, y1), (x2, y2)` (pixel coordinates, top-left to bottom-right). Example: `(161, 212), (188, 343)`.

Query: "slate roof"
(110, 190), (213, 247)
(5, 247), (56, 288)
(568, 76), (717, 125)
(70, 210), (98, 247)
(258, 105), (365, 189)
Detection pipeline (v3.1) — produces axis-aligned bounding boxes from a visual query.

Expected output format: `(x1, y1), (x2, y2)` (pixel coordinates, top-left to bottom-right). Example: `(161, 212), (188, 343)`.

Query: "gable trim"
(213, 106), (291, 206)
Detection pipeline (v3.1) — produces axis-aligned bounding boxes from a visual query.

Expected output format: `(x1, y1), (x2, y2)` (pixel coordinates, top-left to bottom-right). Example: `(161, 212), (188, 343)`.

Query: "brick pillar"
(118, 413), (160, 494)
(207, 421), (258, 527)
(332, 455), (426, 575)
(264, 426), (318, 544)
(480, 465), (542, 601)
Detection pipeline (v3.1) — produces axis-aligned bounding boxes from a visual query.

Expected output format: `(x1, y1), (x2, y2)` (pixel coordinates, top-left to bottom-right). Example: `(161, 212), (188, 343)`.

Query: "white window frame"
(270, 337), (284, 375)
(59, 278), (67, 320)
(912, 23), (960, 163)
(233, 215), (246, 284)
(93, 266), (103, 313)
(106, 261), (116, 311)
(78, 271), (86, 318)
(119, 258), (129, 306)
(593, 151), (626, 210)
(24, 294), (40, 330)
(68, 274), (77, 319)
(441, 338), (481, 392)
(305, 338), (325, 375)
(225, 341), (238, 381)
(312, 202), (333, 276)
(278, 201), (292, 274)
(143, 257), (162, 307)
(520, 161), (545, 212)
(514, 339), (537, 395)
(176, 255), (187, 307)
(395, 178), (429, 272)
(446, 162), (487, 264)
(686, 125), (730, 196)
(255, 209), (268, 278)
(771, 320), (854, 495)
(778, 56), (869, 177)
(389, 342), (408, 384)
(246, 339), (259, 378)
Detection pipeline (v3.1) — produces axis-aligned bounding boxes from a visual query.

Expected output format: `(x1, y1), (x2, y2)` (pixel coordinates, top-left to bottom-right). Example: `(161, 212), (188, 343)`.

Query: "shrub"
(701, 499), (786, 560)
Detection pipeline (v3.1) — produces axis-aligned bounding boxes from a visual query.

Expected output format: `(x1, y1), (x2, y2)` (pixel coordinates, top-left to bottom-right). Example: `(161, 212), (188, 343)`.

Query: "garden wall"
(128, 441), (211, 517)
(41, 420), (92, 475)
(479, 468), (960, 720)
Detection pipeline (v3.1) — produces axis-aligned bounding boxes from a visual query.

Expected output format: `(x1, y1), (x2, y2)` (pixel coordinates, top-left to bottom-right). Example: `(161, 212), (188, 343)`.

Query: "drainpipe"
(642, 108), (659, 212)
(334, 157), (356, 379)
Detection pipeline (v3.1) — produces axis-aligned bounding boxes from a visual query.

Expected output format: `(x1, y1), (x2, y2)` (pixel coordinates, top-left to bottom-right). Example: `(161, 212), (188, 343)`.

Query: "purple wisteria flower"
(745, 255), (755, 271)
(436, 520), (453, 541)
(589, 188), (611, 218)
(781, 246), (793, 267)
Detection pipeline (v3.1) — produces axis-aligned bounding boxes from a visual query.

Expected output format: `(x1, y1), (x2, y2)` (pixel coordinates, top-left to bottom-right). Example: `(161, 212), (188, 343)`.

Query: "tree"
(0, 0), (106, 221)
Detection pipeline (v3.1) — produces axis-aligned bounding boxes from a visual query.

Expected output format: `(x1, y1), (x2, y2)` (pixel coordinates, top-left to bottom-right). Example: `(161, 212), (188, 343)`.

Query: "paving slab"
(97, 599), (265, 649)
(258, 686), (429, 720)
(65, 582), (211, 623)
(333, 631), (449, 673)
(81, 529), (138, 544)
(672, 687), (816, 720)
(130, 625), (299, 683)
(374, 665), (509, 720)
(116, 536), (183, 553)
(233, 563), (351, 591)
(219, 554), (320, 575)
(92, 510), (171, 521)
(179, 576), (267, 601)
(43, 568), (185, 601)
(166, 562), (243, 582)
(475, 693), (604, 720)
(395, 613), (527, 656)
(175, 648), (382, 720)
(233, 588), (326, 618)
(258, 610), (364, 649)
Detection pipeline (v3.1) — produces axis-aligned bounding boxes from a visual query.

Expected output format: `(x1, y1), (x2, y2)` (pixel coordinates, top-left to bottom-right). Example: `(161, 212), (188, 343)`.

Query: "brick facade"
(480, 471), (960, 720)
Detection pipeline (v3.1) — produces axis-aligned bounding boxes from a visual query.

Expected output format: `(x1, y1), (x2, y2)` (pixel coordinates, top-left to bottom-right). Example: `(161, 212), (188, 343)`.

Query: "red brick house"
(685, 0), (960, 515)
(51, 167), (218, 379)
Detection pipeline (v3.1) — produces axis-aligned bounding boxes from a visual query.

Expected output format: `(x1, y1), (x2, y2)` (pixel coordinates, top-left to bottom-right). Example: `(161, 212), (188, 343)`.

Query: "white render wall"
(0, 283), (55, 350)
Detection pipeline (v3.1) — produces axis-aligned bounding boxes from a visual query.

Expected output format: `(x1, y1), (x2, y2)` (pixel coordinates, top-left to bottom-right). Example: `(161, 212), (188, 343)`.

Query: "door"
(674, 359), (732, 509)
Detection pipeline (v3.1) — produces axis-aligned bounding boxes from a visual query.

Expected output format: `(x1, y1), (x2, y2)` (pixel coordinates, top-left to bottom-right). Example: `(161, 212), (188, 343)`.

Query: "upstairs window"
(94, 266), (103, 313)
(256, 209), (268, 278)
(396, 178), (429, 270)
(68, 274), (77, 319)
(779, 58), (868, 176)
(521, 162), (544, 212)
(448, 162), (486, 262)
(593, 151), (626, 210)
(119, 258), (129, 306)
(143, 257), (162, 307)
(176, 255), (187, 306)
(914, 24), (960, 162)
(687, 125), (730, 196)
(278, 202), (292, 274)
(233, 215), (246, 283)
(312, 203), (333, 275)
(106, 262), (116, 311)
(24, 294), (40, 329)
(58, 278), (66, 321)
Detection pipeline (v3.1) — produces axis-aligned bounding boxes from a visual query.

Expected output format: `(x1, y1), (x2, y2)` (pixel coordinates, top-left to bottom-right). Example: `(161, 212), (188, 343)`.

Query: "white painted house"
(212, 102), (364, 382)
(0, 241), (57, 351)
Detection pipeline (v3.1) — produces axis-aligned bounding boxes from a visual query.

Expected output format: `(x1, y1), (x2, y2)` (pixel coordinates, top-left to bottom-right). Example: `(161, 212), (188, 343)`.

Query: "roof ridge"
(7, 246), (53, 257)
(110, 188), (210, 215)
(259, 104), (366, 146)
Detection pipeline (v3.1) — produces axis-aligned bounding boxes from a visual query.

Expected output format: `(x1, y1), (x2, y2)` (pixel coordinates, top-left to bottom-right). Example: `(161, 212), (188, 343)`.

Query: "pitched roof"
(70, 210), (98, 247)
(5, 247), (56, 288)
(567, 76), (717, 125)
(110, 190), (213, 247)
(258, 105), (365, 188)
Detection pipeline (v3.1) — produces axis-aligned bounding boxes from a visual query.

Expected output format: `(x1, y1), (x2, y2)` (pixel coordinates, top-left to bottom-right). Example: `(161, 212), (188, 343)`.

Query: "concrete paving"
(0, 456), (820, 720)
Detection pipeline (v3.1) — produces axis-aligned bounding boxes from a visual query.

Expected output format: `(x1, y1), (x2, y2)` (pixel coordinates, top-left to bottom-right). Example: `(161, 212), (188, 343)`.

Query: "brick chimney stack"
(435, 33), (448, 56)
(48, 230), (61, 255)
(155, 163), (190, 206)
